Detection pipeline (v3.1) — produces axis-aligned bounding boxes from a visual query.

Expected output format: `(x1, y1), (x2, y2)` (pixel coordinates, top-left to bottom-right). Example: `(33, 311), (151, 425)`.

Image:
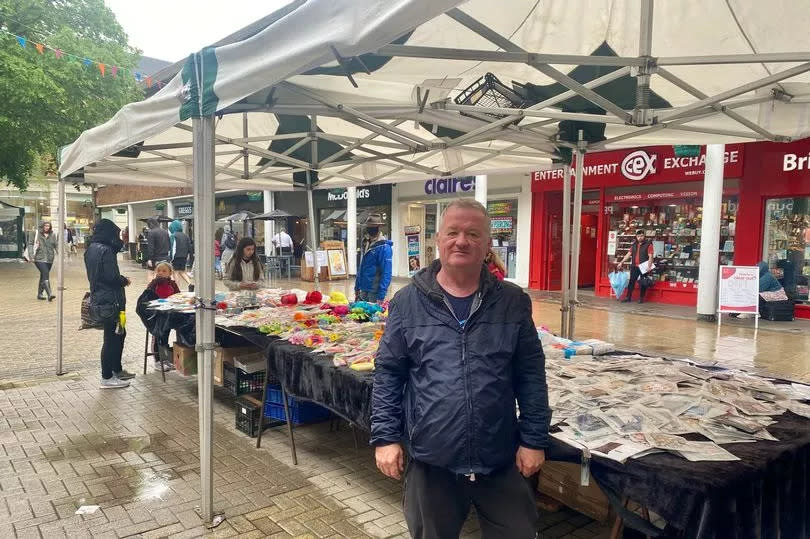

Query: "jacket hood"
(90, 219), (123, 250)
(758, 261), (770, 276)
(169, 220), (183, 233)
(412, 259), (498, 303)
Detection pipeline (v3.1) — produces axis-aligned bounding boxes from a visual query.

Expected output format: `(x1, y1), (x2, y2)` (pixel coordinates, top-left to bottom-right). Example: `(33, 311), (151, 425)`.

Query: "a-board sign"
(718, 266), (759, 314)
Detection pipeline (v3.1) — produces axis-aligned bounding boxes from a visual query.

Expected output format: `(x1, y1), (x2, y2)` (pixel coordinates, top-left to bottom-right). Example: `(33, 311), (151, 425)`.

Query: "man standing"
(617, 230), (654, 303)
(355, 213), (392, 303)
(145, 218), (170, 279)
(272, 227), (294, 255)
(372, 199), (549, 539)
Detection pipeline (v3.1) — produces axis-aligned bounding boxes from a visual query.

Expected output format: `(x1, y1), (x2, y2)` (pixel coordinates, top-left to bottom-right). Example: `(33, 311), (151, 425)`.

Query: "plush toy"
(281, 293), (298, 305)
(304, 291), (323, 305)
(328, 291), (349, 305)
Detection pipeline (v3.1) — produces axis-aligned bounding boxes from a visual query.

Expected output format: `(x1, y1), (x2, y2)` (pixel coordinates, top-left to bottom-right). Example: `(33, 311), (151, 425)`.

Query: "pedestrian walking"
(371, 199), (550, 539)
(31, 221), (59, 301)
(64, 224), (75, 260)
(169, 220), (193, 288)
(84, 219), (135, 389)
(617, 230), (655, 303)
(355, 213), (393, 303)
(145, 218), (170, 280)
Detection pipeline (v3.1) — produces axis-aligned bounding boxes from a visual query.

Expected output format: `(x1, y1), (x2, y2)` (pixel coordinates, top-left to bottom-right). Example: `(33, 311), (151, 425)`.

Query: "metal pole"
(308, 115), (320, 290)
(306, 182), (320, 291)
(55, 177), (66, 375)
(697, 144), (725, 321)
(568, 134), (586, 339)
(347, 186), (358, 275)
(192, 115), (216, 524)
(560, 164), (571, 338)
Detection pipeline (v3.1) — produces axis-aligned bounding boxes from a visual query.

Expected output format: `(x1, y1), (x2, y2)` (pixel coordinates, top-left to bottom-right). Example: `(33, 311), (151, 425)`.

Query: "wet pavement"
(1, 255), (809, 538)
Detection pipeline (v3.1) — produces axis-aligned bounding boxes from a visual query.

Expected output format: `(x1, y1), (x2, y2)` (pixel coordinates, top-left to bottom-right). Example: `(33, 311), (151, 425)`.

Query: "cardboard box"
(538, 461), (612, 523)
(173, 344), (197, 376)
(214, 346), (260, 386)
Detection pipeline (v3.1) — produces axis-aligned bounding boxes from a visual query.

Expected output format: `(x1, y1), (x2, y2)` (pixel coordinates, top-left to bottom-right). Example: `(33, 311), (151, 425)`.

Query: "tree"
(0, 0), (143, 189)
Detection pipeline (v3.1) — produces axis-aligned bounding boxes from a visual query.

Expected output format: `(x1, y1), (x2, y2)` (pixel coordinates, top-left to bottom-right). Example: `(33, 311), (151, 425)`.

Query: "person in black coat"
(84, 219), (134, 388)
(371, 199), (549, 539)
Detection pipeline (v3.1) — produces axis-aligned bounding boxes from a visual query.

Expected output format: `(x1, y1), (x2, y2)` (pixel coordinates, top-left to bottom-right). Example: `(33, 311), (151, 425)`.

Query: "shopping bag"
(640, 274), (655, 290)
(79, 293), (115, 330)
(609, 271), (630, 299)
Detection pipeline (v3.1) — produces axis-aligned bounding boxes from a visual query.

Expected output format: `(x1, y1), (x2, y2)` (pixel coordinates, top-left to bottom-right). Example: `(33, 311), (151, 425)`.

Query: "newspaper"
(675, 442), (741, 462)
(541, 350), (807, 464)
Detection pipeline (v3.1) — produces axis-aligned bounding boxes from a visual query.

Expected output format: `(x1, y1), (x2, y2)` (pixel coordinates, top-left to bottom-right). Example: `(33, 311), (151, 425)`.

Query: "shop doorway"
(544, 192), (599, 290)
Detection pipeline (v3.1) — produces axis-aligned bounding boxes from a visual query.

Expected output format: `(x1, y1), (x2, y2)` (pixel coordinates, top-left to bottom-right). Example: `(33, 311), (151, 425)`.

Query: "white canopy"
(60, 0), (810, 187)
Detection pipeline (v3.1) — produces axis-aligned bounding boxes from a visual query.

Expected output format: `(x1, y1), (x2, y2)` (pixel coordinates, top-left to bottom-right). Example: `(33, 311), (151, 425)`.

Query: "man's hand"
(147, 260), (154, 269)
(516, 446), (545, 477)
(375, 443), (404, 480)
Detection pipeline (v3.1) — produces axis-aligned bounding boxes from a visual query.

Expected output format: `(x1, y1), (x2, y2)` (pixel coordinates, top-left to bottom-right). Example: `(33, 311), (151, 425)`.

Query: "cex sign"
(531, 144), (745, 191)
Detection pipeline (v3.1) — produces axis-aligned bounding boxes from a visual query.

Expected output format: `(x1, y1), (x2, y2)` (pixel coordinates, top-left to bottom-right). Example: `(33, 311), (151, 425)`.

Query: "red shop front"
(737, 139), (810, 319)
(529, 144), (745, 306)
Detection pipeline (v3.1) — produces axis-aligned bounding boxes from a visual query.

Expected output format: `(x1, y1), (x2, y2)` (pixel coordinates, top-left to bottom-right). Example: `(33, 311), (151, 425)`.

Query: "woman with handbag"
(31, 221), (59, 301)
(84, 219), (135, 389)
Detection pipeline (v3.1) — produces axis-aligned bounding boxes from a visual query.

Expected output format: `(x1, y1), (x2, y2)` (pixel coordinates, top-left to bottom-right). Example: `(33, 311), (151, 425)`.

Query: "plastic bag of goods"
(609, 271), (630, 299)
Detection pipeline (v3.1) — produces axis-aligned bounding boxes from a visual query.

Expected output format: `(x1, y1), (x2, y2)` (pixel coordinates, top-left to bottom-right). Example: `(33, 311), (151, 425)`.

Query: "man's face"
(437, 207), (490, 271)
(636, 232), (645, 242)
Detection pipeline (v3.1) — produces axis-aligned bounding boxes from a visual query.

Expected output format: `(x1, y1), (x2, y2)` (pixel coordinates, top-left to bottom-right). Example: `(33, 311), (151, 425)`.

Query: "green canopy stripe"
(180, 47), (220, 120)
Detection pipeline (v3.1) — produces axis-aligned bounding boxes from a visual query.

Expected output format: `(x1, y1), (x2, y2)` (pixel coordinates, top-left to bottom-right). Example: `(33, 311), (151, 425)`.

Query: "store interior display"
(607, 197), (737, 287)
(763, 197), (810, 304)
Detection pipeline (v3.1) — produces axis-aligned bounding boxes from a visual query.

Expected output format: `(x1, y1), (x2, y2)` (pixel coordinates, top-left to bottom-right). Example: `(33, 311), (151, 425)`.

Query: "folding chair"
(143, 332), (166, 382)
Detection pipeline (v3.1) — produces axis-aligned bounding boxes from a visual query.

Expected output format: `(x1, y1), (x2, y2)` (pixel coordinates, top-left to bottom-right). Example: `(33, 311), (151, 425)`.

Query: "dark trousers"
(101, 318), (125, 379)
(35, 262), (52, 296)
(625, 265), (647, 301)
(404, 460), (538, 539)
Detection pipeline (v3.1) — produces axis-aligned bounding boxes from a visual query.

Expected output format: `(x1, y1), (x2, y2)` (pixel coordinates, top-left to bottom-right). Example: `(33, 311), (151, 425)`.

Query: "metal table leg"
(256, 370), (269, 449)
(280, 386), (298, 465)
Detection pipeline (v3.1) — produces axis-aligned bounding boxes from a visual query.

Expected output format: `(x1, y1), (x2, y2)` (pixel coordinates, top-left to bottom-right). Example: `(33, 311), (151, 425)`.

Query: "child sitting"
(146, 261), (180, 371)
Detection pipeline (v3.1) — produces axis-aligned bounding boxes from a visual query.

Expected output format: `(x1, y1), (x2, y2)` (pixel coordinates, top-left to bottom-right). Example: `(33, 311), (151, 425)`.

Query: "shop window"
(763, 197), (810, 304)
(605, 196), (737, 287)
(487, 200), (518, 279)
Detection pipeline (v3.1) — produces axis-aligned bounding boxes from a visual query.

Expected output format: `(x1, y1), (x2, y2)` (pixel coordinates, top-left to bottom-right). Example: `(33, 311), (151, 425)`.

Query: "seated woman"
(224, 237), (266, 291)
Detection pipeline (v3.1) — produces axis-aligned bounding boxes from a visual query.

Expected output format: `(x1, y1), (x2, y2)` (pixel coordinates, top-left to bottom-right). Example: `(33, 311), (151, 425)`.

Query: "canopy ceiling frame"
(56, 0), (810, 528)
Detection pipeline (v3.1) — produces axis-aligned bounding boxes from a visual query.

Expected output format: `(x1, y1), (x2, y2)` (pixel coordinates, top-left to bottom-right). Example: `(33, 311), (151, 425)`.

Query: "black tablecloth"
(269, 341), (374, 432)
(150, 310), (196, 348)
(264, 341), (810, 539)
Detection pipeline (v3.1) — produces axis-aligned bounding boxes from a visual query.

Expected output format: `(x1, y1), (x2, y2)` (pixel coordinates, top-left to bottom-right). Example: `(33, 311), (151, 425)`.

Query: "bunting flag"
(2, 28), (157, 86)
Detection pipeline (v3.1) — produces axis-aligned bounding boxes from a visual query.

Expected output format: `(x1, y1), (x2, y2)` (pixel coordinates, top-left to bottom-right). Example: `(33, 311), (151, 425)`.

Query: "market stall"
(144, 286), (810, 538)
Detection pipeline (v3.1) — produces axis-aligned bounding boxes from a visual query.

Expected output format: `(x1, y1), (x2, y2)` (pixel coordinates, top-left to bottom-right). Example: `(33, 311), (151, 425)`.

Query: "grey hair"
(440, 198), (491, 231)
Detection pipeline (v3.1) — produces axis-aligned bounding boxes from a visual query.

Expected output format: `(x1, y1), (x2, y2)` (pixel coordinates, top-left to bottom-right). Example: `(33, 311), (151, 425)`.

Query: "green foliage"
(0, 0), (143, 189)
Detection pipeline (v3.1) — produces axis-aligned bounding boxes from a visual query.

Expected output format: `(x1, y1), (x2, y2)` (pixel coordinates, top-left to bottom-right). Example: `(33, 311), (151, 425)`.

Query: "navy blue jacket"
(371, 260), (550, 475)
(356, 238), (393, 301)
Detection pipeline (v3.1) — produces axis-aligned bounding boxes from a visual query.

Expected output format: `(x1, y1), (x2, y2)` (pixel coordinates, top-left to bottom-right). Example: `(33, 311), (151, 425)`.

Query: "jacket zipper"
(441, 293), (483, 480)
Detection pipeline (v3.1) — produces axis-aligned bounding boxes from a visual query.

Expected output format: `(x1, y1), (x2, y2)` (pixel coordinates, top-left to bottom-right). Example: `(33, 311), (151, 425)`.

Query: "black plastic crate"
(235, 393), (264, 437)
(223, 362), (265, 396)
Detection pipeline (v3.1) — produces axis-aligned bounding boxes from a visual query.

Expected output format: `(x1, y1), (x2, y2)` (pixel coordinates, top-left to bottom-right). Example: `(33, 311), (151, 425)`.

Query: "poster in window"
(327, 250), (346, 276)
